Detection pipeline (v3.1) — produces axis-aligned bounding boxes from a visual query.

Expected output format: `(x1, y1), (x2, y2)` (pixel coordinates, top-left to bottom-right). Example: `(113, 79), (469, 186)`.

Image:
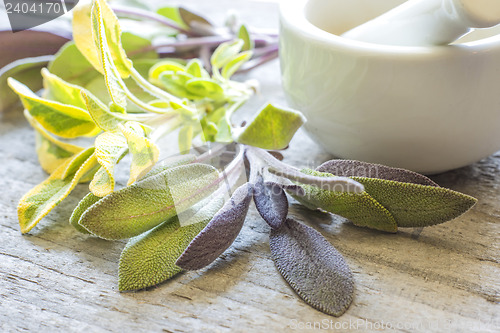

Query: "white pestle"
(341, 0), (500, 46)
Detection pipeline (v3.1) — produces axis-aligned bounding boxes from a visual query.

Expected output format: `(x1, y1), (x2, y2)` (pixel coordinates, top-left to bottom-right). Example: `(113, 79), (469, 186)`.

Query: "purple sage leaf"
(176, 182), (253, 270)
(317, 160), (438, 186)
(270, 218), (354, 317)
(253, 174), (288, 229)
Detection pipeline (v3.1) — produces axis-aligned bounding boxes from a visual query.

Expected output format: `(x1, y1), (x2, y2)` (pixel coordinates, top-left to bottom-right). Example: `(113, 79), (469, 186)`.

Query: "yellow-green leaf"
(186, 78), (225, 100)
(24, 110), (84, 174)
(78, 163), (220, 239)
(73, 0), (132, 78)
(81, 91), (125, 131)
(211, 39), (244, 70)
(148, 60), (185, 85)
(41, 68), (87, 109)
(238, 24), (254, 51)
(119, 121), (159, 185)
(8, 78), (99, 138)
(235, 103), (306, 150)
(90, 131), (128, 196)
(185, 59), (209, 79)
(221, 50), (252, 79)
(90, 0), (128, 108)
(17, 148), (98, 233)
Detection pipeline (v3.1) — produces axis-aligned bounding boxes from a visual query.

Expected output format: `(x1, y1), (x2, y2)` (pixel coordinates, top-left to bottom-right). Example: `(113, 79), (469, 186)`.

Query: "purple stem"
(110, 5), (194, 36)
(239, 50), (279, 73)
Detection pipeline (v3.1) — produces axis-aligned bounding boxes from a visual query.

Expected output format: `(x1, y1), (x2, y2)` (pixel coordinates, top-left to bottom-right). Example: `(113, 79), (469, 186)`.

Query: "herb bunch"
(5, 0), (477, 317)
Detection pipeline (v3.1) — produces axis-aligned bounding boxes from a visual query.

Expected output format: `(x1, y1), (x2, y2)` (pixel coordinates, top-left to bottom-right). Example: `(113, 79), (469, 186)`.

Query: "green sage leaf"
(270, 218), (354, 317)
(79, 163), (220, 239)
(291, 169), (398, 233)
(235, 103), (306, 150)
(17, 148), (98, 233)
(142, 154), (196, 179)
(185, 59), (209, 79)
(238, 25), (254, 51)
(8, 78), (99, 138)
(81, 91), (124, 131)
(118, 215), (208, 291)
(186, 78), (225, 100)
(69, 192), (101, 234)
(156, 6), (189, 29)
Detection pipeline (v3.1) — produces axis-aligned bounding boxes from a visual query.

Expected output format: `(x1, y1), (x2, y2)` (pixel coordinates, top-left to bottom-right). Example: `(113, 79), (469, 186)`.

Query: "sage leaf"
(81, 91), (124, 131)
(176, 183), (253, 270)
(317, 160), (439, 186)
(270, 218), (354, 317)
(253, 174), (288, 229)
(24, 110), (84, 174)
(185, 59), (209, 79)
(17, 148), (98, 233)
(119, 121), (160, 185)
(90, 132), (128, 197)
(290, 169), (398, 233)
(236, 104), (306, 150)
(8, 78), (100, 138)
(0, 56), (52, 112)
(90, 0), (128, 108)
(142, 154), (196, 179)
(221, 51), (253, 79)
(211, 39), (244, 70)
(118, 215), (209, 291)
(156, 6), (189, 29)
(148, 60), (185, 86)
(73, 0), (132, 78)
(41, 68), (87, 109)
(186, 78), (225, 100)
(69, 192), (101, 234)
(238, 25), (254, 51)
(78, 163), (220, 240)
(178, 7), (213, 33)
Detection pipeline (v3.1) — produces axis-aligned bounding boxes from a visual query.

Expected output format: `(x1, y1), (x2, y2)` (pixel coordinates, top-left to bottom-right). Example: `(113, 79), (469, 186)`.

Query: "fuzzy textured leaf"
(8, 78), (99, 138)
(290, 169), (398, 233)
(78, 163), (220, 239)
(90, 132), (128, 196)
(118, 215), (212, 291)
(69, 192), (101, 234)
(176, 183), (253, 270)
(236, 104), (306, 150)
(317, 160), (439, 186)
(253, 174), (287, 229)
(73, 0), (132, 78)
(270, 218), (354, 317)
(17, 148), (98, 233)
(24, 110), (84, 174)
(119, 122), (160, 185)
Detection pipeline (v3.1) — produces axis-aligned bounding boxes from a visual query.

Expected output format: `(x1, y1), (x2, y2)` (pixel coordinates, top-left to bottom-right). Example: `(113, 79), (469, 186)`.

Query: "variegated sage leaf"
(90, 132), (128, 197)
(291, 169), (398, 233)
(78, 163), (220, 240)
(317, 160), (438, 186)
(24, 110), (84, 174)
(17, 148), (98, 233)
(120, 121), (160, 186)
(8, 78), (99, 138)
(270, 218), (354, 317)
(176, 183), (253, 270)
(253, 174), (287, 229)
(69, 192), (101, 234)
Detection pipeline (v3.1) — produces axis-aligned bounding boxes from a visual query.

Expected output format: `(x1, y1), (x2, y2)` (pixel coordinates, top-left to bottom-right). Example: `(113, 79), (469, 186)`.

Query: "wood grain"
(1, 1), (498, 332)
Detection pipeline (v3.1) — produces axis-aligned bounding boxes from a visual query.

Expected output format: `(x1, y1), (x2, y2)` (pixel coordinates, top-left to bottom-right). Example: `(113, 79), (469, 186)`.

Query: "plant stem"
(111, 5), (194, 36)
(245, 147), (365, 193)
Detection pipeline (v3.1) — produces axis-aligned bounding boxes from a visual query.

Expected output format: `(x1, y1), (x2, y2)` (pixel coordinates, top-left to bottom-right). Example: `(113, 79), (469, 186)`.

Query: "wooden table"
(1, 1), (498, 332)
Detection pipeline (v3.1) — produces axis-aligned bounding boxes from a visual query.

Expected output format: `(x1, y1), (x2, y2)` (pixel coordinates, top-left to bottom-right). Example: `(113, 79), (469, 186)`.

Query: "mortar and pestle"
(280, 0), (500, 174)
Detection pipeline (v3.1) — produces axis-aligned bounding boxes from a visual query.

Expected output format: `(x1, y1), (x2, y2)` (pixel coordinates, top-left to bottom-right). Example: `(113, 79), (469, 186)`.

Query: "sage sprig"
(3, 0), (478, 319)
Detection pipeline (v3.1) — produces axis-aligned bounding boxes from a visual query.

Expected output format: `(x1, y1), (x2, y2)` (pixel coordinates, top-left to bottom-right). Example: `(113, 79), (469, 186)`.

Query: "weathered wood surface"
(0, 1), (499, 332)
